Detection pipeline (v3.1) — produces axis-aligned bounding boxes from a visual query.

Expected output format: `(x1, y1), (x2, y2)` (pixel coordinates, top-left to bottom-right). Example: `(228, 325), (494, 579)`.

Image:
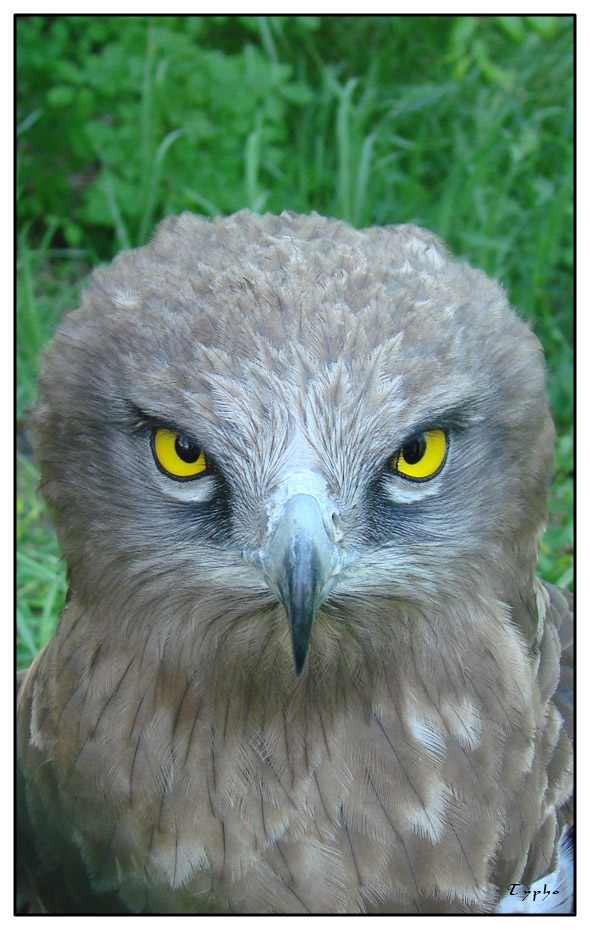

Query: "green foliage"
(17, 453), (67, 668)
(17, 225), (89, 420)
(537, 431), (574, 591)
(16, 15), (573, 665)
(17, 15), (314, 250)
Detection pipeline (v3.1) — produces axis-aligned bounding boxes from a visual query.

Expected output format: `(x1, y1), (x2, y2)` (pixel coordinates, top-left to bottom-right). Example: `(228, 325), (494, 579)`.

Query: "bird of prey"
(17, 211), (573, 914)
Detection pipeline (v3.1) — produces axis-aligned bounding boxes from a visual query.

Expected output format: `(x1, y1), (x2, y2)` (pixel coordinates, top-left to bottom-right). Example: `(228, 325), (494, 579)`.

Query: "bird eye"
(152, 428), (209, 480)
(392, 429), (447, 481)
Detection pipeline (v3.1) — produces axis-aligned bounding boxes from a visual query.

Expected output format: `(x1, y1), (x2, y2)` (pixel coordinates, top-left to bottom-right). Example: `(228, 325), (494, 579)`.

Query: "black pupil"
(174, 434), (201, 464)
(401, 435), (426, 465)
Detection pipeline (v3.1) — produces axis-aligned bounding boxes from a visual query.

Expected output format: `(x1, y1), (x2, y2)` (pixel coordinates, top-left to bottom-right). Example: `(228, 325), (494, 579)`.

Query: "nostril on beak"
(330, 507), (344, 543)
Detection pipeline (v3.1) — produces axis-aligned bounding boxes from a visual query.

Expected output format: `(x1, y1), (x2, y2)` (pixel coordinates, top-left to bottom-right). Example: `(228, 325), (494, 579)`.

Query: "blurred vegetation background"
(16, 14), (573, 669)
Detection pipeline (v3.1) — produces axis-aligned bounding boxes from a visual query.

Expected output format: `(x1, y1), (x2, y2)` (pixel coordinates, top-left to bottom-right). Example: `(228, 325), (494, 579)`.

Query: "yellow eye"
(392, 429), (447, 481)
(152, 428), (208, 480)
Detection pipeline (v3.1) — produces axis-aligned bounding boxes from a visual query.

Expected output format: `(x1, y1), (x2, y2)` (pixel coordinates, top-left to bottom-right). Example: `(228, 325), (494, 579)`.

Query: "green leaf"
(46, 84), (76, 107)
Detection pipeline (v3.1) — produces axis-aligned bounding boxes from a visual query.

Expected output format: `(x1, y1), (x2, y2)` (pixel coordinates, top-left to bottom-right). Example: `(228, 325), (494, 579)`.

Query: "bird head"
(31, 211), (555, 680)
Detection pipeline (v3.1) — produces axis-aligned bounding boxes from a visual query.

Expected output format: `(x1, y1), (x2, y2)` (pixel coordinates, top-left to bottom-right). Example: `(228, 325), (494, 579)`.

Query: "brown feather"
(17, 212), (572, 913)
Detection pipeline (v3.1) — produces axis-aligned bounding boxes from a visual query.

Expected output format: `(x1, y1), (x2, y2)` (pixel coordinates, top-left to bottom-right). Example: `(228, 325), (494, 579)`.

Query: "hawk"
(17, 211), (573, 914)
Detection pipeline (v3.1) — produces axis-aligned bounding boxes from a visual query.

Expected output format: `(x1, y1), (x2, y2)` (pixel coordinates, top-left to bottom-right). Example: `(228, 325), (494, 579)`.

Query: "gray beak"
(257, 493), (340, 675)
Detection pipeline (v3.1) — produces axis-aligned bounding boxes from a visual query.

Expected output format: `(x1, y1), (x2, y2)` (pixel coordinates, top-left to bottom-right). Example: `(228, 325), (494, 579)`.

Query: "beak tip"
(293, 652), (306, 677)
(291, 627), (311, 676)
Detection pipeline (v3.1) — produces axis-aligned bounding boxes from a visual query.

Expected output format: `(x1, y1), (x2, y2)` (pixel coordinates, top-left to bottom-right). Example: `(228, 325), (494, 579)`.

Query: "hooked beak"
(253, 492), (342, 675)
